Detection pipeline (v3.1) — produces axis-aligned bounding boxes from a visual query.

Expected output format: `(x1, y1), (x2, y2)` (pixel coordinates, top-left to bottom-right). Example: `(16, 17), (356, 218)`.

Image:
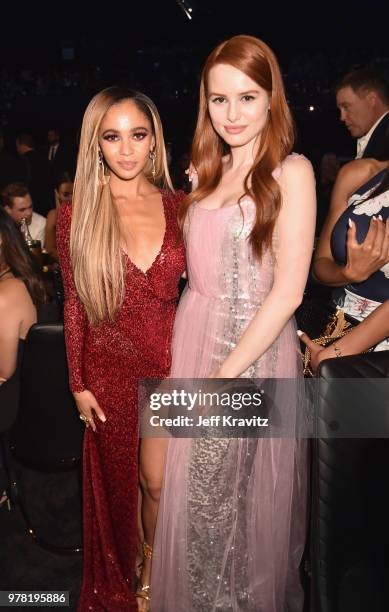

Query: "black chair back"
(11, 323), (84, 468)
(311, 351), (389, 611)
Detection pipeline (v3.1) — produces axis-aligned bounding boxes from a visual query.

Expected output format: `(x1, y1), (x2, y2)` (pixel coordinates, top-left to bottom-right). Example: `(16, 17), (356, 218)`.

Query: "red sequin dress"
(56, 190), (186, 611)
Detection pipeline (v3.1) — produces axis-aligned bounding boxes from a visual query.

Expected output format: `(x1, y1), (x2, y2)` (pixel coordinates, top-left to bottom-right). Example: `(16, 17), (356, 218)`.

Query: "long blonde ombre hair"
(70, 87), (173, 325)
(178, 35), (295, 259)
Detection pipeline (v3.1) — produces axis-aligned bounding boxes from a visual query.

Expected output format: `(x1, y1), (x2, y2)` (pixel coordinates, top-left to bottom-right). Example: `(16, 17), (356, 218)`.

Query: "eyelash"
(103, 132), (148, 142)
(211, 95), (256, 104)
(103, 134), (119, 142)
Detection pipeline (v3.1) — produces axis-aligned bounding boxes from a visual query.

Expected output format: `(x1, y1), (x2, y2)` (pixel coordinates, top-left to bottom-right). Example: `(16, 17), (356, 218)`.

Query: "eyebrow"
(101, 127), (150, 135)
(208, 90), (260, 97)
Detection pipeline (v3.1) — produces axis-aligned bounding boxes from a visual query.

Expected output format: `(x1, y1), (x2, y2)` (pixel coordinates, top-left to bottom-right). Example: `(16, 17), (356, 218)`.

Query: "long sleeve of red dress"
(56, 202), (87, 393)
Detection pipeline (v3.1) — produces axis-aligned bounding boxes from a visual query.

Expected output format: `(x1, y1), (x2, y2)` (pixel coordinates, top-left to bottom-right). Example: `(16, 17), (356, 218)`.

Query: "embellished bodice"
(185, 198), (276, 304)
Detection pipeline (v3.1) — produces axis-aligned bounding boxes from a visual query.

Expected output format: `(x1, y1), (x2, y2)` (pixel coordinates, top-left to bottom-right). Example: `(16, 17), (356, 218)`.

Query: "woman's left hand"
(185, 163), (198, 183)
(297, 330), (327, 375)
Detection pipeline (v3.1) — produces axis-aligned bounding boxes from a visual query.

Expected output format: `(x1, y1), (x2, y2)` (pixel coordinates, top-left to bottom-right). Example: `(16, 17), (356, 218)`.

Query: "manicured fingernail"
(297, 330), (303, 337)
(373, 215), (377, 221)
(378, 215), (383, 221)
(348, 218), (353, 228)
(101, 415), (106, 422)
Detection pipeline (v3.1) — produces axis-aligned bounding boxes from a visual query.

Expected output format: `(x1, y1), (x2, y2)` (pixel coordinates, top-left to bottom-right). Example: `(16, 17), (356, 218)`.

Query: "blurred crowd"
(1, 44), (389, 121)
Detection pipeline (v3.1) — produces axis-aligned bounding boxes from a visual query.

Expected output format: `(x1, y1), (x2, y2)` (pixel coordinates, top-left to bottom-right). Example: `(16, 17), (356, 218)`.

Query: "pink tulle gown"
(151, 158), (308, 611)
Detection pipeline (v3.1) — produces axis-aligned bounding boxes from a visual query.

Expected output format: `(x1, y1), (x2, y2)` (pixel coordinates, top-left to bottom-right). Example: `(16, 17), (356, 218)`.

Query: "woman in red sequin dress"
(56, 87), (185, 611)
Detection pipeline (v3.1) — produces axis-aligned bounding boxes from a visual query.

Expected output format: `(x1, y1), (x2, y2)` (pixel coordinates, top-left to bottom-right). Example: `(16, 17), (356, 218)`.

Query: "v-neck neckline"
(122, 190), (168, 277)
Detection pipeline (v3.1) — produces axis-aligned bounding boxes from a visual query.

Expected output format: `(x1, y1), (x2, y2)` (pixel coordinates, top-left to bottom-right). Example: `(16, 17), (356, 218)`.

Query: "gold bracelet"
(333, 344), (342, 358)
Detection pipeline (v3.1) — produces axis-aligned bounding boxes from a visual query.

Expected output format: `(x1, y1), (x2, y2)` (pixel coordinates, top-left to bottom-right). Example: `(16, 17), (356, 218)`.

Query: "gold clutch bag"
(302, 307), (359, 377)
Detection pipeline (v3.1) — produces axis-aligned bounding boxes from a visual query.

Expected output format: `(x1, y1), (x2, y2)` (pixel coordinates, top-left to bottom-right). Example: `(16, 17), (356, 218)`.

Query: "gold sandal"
(135, 583), (151, 602)
(135, 542), (153, 603)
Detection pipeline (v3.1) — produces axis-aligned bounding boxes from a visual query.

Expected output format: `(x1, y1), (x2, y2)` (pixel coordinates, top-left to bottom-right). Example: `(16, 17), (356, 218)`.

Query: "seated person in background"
(45, 172), (74, 261)
(2, 182), (46, 247)
(0, 207), (47, 385)
(313, 132), (389, 352)
(298, 299), (389, 374)
(0, 207), (47, 506)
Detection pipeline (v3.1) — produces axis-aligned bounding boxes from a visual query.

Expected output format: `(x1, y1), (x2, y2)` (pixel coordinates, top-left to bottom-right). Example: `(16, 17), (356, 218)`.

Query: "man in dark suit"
(335, 67), (389, 159)
(46, 127), (76, 180)
(16, 133), (52, 217)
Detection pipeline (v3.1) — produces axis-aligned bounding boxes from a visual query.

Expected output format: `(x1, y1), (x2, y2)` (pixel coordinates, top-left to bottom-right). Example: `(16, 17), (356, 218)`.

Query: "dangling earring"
(98, 150), (110, 186)
(149, 150), (156, 182)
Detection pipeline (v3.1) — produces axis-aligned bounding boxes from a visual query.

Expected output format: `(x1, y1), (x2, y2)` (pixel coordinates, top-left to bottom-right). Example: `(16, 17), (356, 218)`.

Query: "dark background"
(1, 0), (389, 170)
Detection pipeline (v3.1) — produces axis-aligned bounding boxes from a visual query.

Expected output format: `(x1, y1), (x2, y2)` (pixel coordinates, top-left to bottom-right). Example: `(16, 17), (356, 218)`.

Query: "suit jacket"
(362, 112), (389, 159)
(19, 150), (53, 216)
(45, 142), (76, 180)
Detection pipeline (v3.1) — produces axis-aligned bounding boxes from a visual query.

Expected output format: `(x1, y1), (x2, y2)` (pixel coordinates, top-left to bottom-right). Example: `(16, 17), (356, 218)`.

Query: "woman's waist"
(84, 306), (175, 344)
(185, 284), (267, 304)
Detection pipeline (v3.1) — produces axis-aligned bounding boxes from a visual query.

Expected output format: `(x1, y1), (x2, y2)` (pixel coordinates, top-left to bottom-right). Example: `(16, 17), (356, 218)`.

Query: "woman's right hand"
(73, 389), (106, 432)
(344, 216), (389, 283)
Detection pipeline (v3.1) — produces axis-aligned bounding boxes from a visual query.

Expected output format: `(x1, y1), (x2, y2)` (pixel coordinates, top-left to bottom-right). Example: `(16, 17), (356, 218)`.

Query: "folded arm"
(313, 160), (388, 286)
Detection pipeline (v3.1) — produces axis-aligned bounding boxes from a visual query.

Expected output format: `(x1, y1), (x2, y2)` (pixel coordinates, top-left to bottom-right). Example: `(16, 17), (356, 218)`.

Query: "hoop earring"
(149, 150), (156, 181)
(98, 150), (110, 186)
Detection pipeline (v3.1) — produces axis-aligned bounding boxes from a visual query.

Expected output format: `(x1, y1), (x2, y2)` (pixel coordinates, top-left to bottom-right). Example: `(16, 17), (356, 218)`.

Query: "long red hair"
(178, 35), (295, 258)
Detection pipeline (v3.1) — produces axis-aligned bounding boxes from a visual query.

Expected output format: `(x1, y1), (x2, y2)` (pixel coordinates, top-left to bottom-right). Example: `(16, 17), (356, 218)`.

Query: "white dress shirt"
(48, 143), (59, 161)
(29, 212), (46, 247)
(356, 111), (389, 158)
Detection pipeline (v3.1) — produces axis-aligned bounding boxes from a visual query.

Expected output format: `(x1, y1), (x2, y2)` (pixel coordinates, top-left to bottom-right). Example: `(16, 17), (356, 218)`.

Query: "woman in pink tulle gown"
(145, 35), (316, 612)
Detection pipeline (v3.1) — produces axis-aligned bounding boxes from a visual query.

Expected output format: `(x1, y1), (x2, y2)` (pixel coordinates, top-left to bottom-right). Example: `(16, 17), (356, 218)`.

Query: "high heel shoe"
(135, 541), (153, 604)
(135, 583), (150, 603)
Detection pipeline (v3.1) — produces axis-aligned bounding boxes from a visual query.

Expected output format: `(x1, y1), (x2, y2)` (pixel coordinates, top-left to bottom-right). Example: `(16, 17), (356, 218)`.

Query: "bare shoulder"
(278, 154), (315, 186)
(47, 208), (58, 223)
(0, 278), (28, 310)
(335, 158), (376, 192)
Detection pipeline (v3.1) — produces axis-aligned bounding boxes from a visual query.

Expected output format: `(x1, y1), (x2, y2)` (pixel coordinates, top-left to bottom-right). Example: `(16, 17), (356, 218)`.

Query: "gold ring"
(79, 414), (87, 422)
